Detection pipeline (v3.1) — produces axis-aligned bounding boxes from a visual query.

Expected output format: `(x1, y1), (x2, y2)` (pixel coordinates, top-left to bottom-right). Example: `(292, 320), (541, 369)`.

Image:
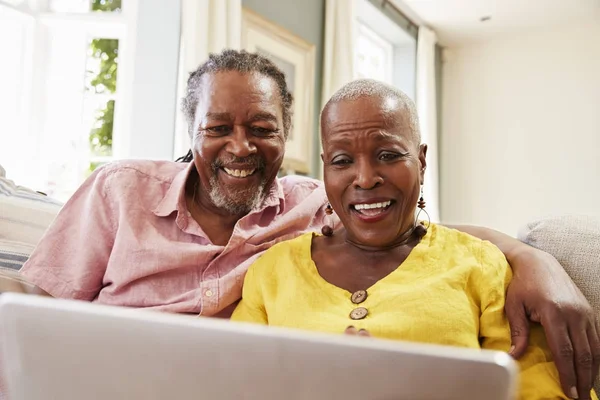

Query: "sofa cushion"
(0, 165), (63, 270)
(518, 215), (600, 392)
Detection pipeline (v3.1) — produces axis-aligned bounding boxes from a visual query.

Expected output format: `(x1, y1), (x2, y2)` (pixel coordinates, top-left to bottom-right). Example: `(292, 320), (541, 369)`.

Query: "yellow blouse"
(232, 224), (596, 400)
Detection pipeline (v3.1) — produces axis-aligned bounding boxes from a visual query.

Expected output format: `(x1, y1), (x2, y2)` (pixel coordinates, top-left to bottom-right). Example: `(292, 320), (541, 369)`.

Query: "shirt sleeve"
(231, 259), (268, 325)
(19, 166), (118, 300)
(477, 240), (576, 400)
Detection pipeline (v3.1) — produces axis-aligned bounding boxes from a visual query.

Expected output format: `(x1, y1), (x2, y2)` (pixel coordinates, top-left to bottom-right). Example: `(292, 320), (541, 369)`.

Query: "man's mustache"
(212, 155), (266, 171)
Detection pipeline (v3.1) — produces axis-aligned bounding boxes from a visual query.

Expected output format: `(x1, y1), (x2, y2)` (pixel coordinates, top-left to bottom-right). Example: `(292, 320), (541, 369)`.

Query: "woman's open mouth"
(350, 200), (394, 222)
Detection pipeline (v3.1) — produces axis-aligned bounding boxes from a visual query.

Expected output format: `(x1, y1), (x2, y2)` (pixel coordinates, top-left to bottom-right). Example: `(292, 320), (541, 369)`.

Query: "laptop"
(0, 293), (517, 400)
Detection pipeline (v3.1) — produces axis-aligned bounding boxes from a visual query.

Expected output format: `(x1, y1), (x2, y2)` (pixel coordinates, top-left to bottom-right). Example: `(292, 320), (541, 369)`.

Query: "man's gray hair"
(323, 79), (421, 143)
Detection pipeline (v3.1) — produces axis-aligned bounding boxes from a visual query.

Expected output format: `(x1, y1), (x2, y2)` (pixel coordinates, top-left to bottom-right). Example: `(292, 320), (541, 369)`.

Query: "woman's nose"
(353, 160), (384, 190)
(226, 126), (257, 158)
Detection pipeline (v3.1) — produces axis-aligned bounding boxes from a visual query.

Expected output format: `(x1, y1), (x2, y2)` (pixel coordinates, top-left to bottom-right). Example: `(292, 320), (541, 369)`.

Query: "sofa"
(0, 165), (62, 272)
(0, 165), (62, 292)
(519, 215), (600, 393)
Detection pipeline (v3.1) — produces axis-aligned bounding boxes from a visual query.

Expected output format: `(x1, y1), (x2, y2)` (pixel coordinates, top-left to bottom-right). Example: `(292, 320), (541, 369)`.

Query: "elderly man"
(3, 50), (598, 397)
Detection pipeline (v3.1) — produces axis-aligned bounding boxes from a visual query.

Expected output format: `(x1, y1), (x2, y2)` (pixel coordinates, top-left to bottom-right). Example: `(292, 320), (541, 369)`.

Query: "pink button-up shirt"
(20, 160), (328, 316)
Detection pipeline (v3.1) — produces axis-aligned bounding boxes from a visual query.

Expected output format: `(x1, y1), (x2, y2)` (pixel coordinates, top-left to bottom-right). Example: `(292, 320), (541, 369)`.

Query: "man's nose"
(226, 126), (257, 158)
(353, 159), (384, 190)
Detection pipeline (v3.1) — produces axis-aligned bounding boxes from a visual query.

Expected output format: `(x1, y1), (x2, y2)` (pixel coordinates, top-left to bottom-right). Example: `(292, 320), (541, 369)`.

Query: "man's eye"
(206, 126), (232, 135)
(331, 158), (351, 166)
(251, 126), (279, 136)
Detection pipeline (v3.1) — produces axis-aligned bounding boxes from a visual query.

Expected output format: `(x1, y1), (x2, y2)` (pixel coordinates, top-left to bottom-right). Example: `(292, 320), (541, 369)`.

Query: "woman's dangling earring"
(321, 203), (334, 237)
(414, 186), (431, 238)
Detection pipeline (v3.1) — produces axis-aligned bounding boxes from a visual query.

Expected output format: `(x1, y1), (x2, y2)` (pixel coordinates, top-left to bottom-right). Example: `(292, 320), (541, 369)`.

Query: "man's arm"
(448, 224), (600, 400)
(0, 269), (50, 296)
(18, 166), (116, 300)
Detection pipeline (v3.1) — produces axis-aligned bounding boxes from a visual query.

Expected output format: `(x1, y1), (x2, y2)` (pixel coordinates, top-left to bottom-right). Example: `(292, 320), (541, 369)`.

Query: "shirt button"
(349, 307), (368, 320)
(205, 290), (214, 297)
(351, 290), (367, 304)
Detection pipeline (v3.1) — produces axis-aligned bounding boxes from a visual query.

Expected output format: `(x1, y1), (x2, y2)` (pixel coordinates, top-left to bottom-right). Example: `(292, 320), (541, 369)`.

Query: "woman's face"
(321, 96), (427, 248)
(191, 71), (286, 215)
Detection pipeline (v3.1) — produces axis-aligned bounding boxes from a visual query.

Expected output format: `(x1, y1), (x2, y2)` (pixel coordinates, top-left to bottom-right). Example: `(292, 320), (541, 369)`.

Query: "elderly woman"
(232, 79), (598, 400)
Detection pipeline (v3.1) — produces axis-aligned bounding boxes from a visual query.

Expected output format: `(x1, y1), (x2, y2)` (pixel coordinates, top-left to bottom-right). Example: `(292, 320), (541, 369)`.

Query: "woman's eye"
(379, 152), (402, 161)
(206, 126), (232, 135)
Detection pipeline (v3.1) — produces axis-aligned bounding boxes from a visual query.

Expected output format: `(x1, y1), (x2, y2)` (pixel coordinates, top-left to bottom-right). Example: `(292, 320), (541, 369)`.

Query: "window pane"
(91, 0), (122, 13)
(355, 23), (394, 84)
(49, 0), (122, 13)
(85, 38), (119, 158)
(84, 98), (115, 157)
(0, 6), (33, 186)
(86, 38), (119, 94)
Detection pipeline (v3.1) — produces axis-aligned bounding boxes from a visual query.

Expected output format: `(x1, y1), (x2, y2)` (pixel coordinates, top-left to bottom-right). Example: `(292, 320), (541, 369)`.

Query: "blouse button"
(351, 290), (367, 304)
(349, 307), (368, 320)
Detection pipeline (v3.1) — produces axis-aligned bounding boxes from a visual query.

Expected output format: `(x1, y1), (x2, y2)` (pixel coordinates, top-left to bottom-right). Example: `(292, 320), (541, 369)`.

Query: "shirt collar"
(153, 162), (195, 217)
(153, 162), (286, 218)
(255, 176), (285, 214)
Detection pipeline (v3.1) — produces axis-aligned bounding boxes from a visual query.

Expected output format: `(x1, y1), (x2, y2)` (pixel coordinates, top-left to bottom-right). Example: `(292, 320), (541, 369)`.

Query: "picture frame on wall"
(241, 8), (316, 175)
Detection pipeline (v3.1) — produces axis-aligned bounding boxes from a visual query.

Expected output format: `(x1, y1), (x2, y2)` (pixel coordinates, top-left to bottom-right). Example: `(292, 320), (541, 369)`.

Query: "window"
(84, 37), (120, 175)
(354, 0), (417, 100)
(0, 0), (127, 201)
(0, 5), (34, 187)
(355, 22), (393, 84)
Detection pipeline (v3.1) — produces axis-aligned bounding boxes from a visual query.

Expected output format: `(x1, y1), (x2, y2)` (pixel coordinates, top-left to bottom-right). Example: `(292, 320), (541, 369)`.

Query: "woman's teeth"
(223, 168), (256, 178)
(353, 201), (391, 211)
(353, 201), (392, 216)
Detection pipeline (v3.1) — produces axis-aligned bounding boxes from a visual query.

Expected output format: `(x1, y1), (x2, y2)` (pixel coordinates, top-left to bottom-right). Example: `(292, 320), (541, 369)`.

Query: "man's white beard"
(207, 174), (267, 215)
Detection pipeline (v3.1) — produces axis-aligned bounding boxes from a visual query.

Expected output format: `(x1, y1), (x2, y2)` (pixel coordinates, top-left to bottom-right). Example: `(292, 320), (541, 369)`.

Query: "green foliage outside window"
(91, 0), (121, 13)
(87, 0), (121, 171)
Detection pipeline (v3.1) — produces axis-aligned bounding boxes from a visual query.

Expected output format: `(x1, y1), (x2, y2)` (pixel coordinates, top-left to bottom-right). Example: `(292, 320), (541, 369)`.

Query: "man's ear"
(419, 144), (428, 184)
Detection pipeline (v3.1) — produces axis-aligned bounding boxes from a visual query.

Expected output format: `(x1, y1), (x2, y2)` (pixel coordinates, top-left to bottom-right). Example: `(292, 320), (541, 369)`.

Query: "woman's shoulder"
(429, 224), (508, 268)
(431, 224), (501, 251)
(252, 232), (314, 270)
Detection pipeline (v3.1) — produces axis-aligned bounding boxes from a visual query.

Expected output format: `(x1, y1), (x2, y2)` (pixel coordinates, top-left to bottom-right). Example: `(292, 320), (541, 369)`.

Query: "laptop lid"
(0, 293), (517, 400)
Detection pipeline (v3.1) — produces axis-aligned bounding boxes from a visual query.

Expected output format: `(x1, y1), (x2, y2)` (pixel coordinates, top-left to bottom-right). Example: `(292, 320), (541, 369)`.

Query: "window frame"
(353, 0), (417, 99)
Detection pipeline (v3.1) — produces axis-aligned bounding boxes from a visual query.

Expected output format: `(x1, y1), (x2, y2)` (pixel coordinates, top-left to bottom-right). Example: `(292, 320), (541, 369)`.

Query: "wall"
(242, 0), (325, 176)
(440, 20), (600, 234)
(119, 0), (181, 161)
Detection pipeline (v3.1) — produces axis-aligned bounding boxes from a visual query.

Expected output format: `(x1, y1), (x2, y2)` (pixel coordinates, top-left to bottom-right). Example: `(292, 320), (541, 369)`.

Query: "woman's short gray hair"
(323, 79), (421, 143)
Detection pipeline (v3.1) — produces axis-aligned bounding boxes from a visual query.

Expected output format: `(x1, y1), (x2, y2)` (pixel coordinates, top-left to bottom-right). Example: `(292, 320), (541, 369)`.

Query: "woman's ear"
(419, 144), (428, 184)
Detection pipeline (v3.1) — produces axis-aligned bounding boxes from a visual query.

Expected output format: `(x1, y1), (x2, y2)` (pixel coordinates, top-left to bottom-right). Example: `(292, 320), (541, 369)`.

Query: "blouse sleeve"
(477, 240), (575, 400)
(231, 259), (268, 325)
(19, 166), (118, 300)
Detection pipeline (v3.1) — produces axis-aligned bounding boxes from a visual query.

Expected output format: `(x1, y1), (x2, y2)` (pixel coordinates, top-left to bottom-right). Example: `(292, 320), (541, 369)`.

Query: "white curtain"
(416, 26), (440, 223)
(321, 0), (356, 108)
(173, 0), (242, 159)
(319, 0), (356, 178)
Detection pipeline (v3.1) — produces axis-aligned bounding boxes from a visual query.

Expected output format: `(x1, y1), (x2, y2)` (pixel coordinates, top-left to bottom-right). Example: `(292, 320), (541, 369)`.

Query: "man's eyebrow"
(205, 112), (233, 121)
(248, 112), (278, 123)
